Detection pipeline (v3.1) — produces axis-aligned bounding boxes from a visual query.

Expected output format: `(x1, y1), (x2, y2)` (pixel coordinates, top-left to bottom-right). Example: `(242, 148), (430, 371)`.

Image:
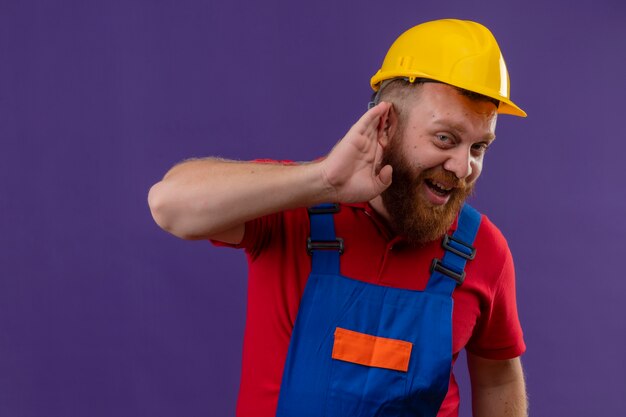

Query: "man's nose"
(443, 148), (472, 180)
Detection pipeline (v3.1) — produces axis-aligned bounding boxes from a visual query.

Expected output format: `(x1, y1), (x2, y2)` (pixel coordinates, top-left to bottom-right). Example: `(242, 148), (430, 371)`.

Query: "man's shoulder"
(474, 211), (512, 260)
(465, 210), (516, 292)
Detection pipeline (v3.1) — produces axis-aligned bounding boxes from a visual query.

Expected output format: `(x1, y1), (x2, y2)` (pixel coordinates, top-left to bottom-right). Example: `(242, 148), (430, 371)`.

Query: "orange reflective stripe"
(331, 327), (412, 372)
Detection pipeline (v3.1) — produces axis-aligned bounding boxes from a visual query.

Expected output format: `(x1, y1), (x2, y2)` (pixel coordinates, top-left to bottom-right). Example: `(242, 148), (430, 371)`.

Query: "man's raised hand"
(319, 101), (394, 203)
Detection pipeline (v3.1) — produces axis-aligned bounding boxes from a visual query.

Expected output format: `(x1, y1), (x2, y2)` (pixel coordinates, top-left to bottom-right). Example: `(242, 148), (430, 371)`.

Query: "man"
(149, 19), (527, 417)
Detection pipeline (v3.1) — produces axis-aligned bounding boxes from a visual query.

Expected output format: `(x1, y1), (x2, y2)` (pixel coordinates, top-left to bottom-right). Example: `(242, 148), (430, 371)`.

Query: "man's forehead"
(416, 84), (496, 119)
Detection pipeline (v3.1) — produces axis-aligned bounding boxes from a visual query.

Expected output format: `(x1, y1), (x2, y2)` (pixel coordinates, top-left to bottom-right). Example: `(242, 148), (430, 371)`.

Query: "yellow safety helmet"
(370, 19), (526, 117)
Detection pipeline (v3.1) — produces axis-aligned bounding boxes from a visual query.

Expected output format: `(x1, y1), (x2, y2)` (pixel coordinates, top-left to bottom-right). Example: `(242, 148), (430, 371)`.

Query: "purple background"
(2, 0), (625, 416)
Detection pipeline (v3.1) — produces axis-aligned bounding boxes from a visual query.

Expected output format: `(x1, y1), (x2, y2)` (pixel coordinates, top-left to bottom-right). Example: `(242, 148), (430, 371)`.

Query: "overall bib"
(276, 204), (481, 417)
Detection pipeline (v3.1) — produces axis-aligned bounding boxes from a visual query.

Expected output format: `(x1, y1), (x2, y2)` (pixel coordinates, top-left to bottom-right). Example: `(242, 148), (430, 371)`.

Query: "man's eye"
(472, 143), (490, 153)
(436, 134), (450, 142)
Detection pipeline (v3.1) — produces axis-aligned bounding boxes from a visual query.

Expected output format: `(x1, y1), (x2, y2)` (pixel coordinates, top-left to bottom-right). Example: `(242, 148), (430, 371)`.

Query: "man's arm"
(147, 102), (395, 242)
(467, 353), (528, 417)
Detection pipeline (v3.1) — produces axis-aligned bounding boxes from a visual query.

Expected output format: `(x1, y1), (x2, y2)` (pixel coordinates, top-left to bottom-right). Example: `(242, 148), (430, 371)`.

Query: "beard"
(380, 137), (475, 246)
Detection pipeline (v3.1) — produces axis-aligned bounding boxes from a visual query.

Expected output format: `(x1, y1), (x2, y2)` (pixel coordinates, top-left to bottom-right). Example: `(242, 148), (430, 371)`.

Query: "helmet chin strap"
(367, 92), (378, 110)
(368, 78), (441, 109)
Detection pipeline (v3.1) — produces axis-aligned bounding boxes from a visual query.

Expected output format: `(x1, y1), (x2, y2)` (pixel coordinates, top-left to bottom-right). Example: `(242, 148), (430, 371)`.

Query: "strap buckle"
(430, 258), (465, 285)
(307, 237), (344, 255)
(442, 234), (476, 260)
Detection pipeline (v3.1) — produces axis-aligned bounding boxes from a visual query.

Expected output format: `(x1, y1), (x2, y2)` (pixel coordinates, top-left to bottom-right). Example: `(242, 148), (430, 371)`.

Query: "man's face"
(380, 83), (498, 245)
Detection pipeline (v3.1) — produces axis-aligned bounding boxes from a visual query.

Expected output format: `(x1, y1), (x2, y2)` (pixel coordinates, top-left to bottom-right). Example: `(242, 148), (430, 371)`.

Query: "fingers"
(351, 101), (392, 137)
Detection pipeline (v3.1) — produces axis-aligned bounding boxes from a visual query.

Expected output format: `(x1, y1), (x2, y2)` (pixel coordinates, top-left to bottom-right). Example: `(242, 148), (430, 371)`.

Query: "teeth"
(432, 181), (452, 191)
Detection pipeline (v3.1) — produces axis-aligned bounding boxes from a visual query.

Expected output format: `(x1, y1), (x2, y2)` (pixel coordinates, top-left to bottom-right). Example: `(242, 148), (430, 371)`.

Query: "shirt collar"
(343, 201), (460, 244)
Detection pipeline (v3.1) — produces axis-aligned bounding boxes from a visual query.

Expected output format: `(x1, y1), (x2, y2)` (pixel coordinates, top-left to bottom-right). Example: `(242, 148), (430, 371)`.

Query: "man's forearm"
(148, 158), (332, 240)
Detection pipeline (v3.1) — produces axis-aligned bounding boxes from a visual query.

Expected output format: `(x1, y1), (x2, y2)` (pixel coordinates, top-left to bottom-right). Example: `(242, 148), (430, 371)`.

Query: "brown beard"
(380, 138), (474, 246)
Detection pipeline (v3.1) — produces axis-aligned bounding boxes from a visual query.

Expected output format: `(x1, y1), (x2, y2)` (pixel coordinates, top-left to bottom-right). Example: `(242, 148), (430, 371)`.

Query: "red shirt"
(214, 202), (525, 417)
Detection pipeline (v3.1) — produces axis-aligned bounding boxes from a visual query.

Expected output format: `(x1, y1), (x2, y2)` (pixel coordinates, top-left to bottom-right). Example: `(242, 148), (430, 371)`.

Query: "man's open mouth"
(425, 179), (453, 197)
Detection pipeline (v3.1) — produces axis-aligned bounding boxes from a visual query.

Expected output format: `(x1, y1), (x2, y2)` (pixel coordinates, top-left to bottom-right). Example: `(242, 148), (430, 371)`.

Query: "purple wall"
(2, 0), (625, 416)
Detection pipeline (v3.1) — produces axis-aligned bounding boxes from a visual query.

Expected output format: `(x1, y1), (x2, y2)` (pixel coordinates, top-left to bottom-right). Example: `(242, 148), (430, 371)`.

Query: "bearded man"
(148, 19), (527, 417)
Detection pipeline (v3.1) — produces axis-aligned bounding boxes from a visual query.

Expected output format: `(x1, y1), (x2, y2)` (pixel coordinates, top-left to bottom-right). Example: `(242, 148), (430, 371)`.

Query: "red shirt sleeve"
(465, 219), (526, 359)
(210, 214), (273, 258)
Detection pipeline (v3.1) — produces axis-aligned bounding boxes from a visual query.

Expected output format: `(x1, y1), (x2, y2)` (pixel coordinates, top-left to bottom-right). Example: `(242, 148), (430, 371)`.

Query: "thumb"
(377, 164), (393, 190)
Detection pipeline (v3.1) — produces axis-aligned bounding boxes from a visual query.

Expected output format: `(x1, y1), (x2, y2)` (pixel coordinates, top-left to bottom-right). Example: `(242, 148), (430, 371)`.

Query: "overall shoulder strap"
(426, 204), (482, 295)
(307, 204), (342, 275)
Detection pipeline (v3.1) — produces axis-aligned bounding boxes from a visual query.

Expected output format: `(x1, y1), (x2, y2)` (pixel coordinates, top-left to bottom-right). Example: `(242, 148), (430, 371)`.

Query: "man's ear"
(377, 102), (398, 148)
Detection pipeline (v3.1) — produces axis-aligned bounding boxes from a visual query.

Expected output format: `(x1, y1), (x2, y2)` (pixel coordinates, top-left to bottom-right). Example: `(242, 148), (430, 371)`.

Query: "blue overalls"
(276, 203), (481, 417)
